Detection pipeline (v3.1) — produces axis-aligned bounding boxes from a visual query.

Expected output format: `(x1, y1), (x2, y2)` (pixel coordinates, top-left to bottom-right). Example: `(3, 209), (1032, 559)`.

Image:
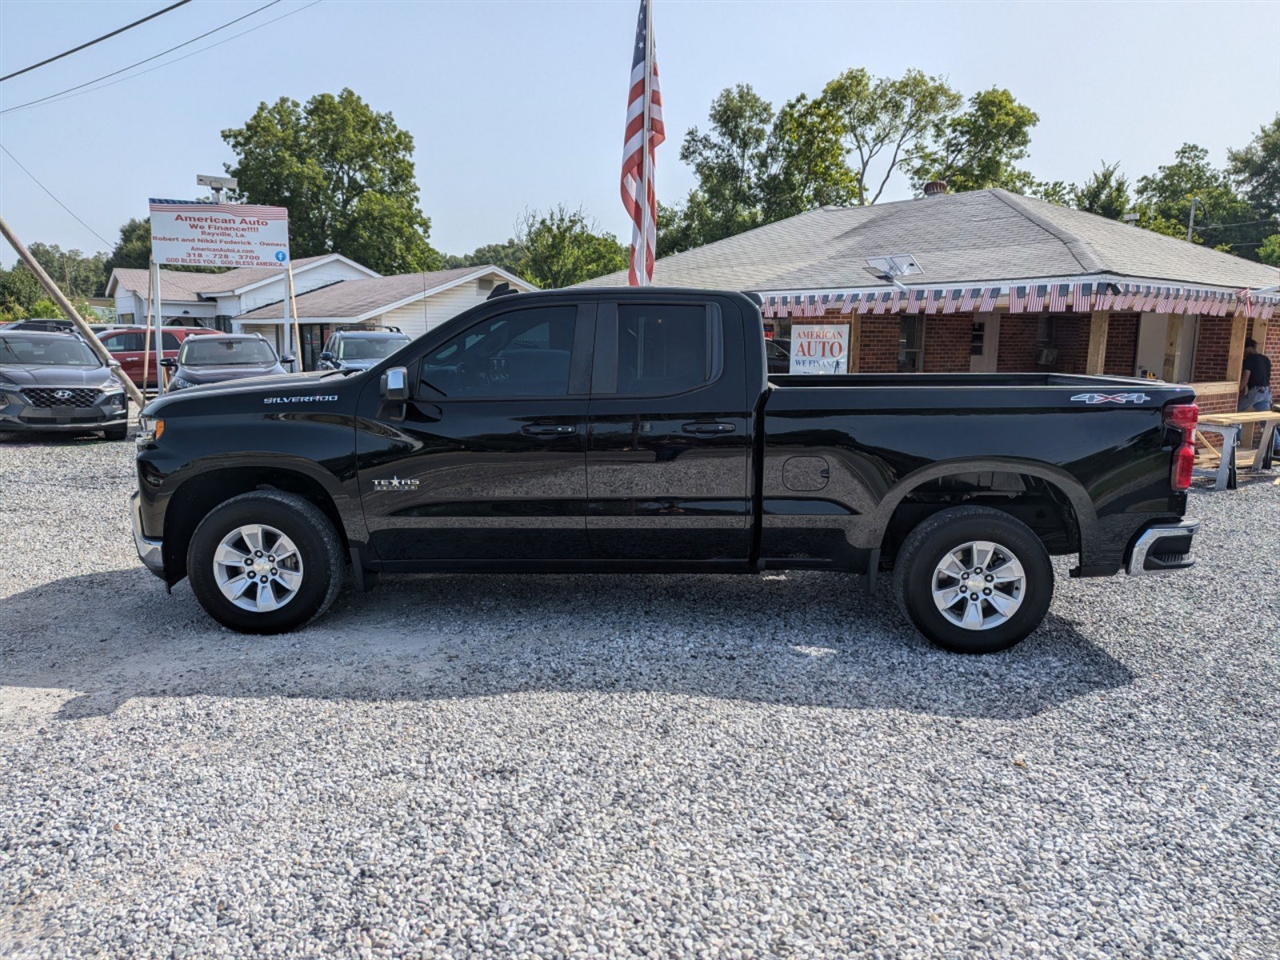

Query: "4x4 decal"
(1069, 392), (1151, 404)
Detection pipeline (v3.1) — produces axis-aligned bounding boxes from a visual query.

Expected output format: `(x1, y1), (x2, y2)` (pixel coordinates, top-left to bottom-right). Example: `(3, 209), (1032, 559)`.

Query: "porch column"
(1161, 315), (1184, 382)
(1085, 310), (1110, 375)
(847, 315), (861, 373)
(1226, 312), (1249, 384)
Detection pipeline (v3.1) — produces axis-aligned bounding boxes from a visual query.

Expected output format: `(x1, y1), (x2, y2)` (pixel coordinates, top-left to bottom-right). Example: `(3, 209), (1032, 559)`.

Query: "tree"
(103, 218), (151, 273)
(0, 262), (44, 318)
(26, 242), (108, 298)
(1259, 233), (1280, 267)
(442, 238), (525, 275)
(759, 93), (858, 219)
(909, 88), (1040, 194)
(1071, 162), (1131, 220)
(1134, 143), (1259, 254)
(819, 68), (960, 205)
(223, 88), (440, 275)
(516, 205), (628, 289)
(1227, 116), (1280, 220)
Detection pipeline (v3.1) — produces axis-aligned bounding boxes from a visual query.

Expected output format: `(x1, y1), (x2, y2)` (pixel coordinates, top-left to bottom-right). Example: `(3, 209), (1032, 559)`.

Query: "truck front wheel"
(892, 505), (1053, 654)
(187, 490), (344, 634)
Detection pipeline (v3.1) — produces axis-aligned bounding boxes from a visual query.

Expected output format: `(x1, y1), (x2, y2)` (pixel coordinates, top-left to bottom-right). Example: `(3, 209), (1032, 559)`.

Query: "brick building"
(583, 188), (1279, 414)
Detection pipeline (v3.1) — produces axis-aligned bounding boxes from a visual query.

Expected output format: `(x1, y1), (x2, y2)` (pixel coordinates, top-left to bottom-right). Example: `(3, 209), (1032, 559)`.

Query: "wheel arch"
(870, 458), (1097, 567)
(162, 461), (351, 583)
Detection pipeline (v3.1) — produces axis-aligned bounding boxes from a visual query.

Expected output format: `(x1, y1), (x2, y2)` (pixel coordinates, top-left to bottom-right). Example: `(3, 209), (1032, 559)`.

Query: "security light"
(865, 254), (923, 291)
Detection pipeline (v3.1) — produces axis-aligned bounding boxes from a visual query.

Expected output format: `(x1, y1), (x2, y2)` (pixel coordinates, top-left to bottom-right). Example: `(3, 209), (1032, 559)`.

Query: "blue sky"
(1, 0), (1278, 267)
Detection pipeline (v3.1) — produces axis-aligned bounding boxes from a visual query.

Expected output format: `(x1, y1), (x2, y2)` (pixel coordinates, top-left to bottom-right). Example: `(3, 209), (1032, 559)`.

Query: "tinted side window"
(601, 304), (719, 397)
(105, 332), (143, 351)
(419, 305), (577, 398)
(162, 333), (181, 350)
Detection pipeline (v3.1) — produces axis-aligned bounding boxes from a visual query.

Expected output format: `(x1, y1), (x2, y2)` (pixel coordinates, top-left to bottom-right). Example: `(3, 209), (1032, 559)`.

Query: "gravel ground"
(0, 431), (1277, 960)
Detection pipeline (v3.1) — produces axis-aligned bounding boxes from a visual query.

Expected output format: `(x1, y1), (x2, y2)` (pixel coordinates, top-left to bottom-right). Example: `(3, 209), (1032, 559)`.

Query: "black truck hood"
(0, 363), (114, 387)
(145, 369), (352, 413)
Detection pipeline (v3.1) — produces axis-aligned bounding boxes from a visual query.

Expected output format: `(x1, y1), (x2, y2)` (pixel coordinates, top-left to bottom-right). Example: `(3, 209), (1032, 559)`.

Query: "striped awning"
(759, 282), (1278, 320)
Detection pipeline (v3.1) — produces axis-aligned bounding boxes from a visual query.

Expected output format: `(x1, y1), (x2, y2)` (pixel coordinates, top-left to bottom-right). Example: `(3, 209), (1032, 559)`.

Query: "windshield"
(0, 336), (101, 367)
(180, 338), (277, 366)
(338, 337), (409, 361)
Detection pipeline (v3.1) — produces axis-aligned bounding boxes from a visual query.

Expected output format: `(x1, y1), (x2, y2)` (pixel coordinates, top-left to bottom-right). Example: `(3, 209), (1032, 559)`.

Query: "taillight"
(1164, 402), (1198, 492)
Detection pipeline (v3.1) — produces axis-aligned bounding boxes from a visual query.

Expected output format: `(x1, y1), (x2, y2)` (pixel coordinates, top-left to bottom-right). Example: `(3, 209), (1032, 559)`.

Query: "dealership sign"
(790, 324), (850, 374)
(149, 199), (290, 268)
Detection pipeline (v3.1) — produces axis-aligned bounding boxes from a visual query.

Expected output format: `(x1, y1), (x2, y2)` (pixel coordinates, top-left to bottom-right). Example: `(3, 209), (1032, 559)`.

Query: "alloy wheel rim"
(213, 524), (304, 613)
(931, 540), (1026, 631)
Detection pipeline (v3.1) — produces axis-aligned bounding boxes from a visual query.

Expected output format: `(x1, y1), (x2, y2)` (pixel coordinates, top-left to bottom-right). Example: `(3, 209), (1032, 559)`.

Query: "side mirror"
(107, 359), (123, 370)
(159, 357), (177, 369)
(280, 355), (297, 365)
(319, 351), (335, 362)
(380, 366), (409, 402)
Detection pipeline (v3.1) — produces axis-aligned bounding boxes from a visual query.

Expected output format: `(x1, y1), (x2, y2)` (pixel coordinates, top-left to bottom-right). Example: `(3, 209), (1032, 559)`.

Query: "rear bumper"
(131, 491), (166, 579)
(1126, 519), (1200, 575)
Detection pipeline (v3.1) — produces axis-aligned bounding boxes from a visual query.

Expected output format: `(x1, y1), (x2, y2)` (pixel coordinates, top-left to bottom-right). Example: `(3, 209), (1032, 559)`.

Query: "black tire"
(187, 490), (344, 634)
(103, 423), (128, 441)
(892, 505), (1053, 654)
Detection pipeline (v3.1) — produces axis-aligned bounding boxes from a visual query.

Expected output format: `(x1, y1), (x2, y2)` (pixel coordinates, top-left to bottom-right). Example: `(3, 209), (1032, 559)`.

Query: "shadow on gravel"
(1, 567), (1133, 722)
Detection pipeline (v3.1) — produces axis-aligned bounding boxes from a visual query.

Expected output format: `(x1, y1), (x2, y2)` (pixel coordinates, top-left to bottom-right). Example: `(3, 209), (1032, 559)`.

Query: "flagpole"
(287, 262), (302, 371)
(639, 0), (653, 286)
(141, 257), (154, 396)
(153, 259), (167, 393)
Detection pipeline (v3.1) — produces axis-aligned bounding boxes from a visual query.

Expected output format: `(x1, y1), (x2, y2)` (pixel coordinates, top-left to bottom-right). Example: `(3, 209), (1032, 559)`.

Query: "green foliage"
(1070, 162), (1131, 220)
(223, 88), (441, 275)
(820, 68), (961, 205)
(516, 205), (629, 289)
(103, 218), (151, 273)
(0, 262), (44, 318)
(909, 88), (1039, 193)
(26, 243), (108, 298)
(442, 207), (627, 289)
(1259, 233), (1280, 267)
(1227, 115), (1279, 219)
(442, 239), (525, 275)
(28, 298), (62, 319)
(1134, 143), (1261, 254)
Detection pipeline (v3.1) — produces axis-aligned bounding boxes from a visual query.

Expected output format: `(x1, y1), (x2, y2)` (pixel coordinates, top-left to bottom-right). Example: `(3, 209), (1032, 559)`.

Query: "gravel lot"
(1, 430), (1277, 960)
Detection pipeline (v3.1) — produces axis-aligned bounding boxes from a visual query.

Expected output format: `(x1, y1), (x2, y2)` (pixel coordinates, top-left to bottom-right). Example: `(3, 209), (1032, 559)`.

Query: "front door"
(356, 301), (594, 563)
(586, 299), (752, 562)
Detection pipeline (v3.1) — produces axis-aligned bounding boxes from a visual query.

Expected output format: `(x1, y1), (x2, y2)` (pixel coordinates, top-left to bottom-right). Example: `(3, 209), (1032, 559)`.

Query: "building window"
(899, 316), (924, 372)
(970, 321), (985, 356)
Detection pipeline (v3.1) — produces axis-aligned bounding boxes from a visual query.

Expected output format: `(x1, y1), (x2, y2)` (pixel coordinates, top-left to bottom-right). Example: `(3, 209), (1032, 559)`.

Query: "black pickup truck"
(131, 289), (1200, 653)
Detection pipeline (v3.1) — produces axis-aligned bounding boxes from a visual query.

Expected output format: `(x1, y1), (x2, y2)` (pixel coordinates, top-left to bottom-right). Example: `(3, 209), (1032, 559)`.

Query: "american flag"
(1072, 283), (1092, 312)
(841, 294), (857, 315)
(1008, 286), (1027, 313)
(1027, 284), (1047, 313)
(620, 0), (664, 286)
(1047, 284), (1068, 312)
(1155, 287), (1174, 312)
(959, 288), (980, 312)
(943, 289), (963, 314)
(978, 287), (998, 312)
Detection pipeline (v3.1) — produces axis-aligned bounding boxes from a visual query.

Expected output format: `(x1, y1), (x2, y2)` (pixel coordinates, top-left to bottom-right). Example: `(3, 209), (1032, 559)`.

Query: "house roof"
(579, 189), (1280, 293)
(234, 266), (535, 322)
(105, 254), (373, 301)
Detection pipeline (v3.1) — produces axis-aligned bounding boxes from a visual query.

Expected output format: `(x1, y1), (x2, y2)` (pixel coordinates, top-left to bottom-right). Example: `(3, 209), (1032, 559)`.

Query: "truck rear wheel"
(187, 490), (344, 634)
(892, 505), (1053, 654)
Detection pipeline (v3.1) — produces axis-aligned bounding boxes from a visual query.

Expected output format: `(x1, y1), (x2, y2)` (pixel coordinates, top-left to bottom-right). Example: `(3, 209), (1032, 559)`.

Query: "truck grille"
(22, 387), (101, 407)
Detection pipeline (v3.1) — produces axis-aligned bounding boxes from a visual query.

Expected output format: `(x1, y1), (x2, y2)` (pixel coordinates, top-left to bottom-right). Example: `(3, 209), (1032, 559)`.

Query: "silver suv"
(0, 330), (129, 440)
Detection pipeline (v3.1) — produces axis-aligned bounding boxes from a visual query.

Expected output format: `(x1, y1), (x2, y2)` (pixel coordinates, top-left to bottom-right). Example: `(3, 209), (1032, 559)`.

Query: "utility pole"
(1186, 196), (1201, 242)
(0, 212), (145, 407)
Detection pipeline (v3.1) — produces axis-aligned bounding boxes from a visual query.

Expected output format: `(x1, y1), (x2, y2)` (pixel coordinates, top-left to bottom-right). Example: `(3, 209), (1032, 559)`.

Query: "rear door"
(99, 330), (145, 384)
(586, 297), (752, 562)
(356, 300), (594, 562)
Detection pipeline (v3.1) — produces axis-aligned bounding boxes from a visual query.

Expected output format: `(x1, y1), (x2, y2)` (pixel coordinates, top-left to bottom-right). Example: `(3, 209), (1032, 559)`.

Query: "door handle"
(522, 423), (577, 436)
(682, 421), (736, 435)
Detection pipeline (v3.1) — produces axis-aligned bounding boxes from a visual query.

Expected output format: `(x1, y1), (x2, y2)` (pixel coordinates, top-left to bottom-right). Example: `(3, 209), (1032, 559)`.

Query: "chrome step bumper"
(1126, 519), (1200, 576)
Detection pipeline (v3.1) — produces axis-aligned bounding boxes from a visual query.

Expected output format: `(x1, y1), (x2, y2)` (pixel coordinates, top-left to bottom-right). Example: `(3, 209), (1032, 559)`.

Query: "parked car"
(2, 318), (121, 336)
(132, 289), (1201, 652)
(766, 337), (791, 375)
(161, 334), (294, 391)
(318, 329), (412, 372)
(0, 330), (129, 440)
(98, 326), (221, 387)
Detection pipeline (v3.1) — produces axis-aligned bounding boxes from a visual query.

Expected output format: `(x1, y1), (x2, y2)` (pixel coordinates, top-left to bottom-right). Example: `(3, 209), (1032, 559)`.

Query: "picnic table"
(1194, 409), (1280, 490)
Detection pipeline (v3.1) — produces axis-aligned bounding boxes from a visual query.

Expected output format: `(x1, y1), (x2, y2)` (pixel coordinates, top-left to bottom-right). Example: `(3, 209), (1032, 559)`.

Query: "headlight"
(137, 416), (165, 442)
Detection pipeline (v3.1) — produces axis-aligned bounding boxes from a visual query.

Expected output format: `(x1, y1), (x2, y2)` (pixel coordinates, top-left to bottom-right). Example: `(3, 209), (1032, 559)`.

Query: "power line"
(10, 0), (322, 115)
(1, 0), (283, 115)
(0, 144), (114, 248)
(0, 0), (194, 84)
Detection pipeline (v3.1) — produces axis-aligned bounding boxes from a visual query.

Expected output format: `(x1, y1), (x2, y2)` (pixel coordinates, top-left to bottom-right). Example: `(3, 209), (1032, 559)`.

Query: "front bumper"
(131, 491), (166, 579)
(0, 389), (128, 432)
(1126, 519), (1200, 575)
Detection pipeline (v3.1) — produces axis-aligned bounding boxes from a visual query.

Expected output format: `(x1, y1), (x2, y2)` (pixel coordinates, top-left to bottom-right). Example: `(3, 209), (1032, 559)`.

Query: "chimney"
(923, 180), (948, 197)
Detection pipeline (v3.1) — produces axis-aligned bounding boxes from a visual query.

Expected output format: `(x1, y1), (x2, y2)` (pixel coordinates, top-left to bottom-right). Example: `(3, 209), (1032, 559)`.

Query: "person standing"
(1239, 337), (1273, 411)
